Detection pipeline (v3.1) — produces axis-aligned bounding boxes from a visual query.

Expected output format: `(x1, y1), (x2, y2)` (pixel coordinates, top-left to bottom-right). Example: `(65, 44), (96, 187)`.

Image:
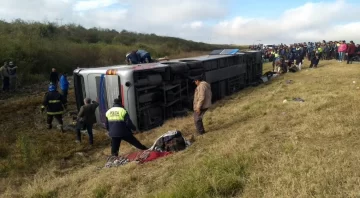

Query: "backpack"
(150, 130), (190, 152)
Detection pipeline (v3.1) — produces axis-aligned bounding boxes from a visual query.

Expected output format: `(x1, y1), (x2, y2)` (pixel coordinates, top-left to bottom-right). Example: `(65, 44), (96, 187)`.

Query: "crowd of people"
(250, 40), (360, 73)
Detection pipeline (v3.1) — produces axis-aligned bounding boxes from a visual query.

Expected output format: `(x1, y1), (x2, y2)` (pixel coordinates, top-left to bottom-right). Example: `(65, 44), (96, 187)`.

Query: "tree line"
(0, 19), (244, 85)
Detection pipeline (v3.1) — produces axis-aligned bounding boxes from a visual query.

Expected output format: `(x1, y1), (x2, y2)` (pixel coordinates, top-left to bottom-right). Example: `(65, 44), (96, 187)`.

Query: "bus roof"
(73, 49), (253, 75)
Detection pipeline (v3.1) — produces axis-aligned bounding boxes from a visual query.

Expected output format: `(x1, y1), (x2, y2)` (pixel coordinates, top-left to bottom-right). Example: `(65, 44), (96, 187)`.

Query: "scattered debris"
(293, 97), (305, 102)
(286, 80), (294, 84)
(283, 97), (305, 103)
(105, 156), (131, 168)
(75, 152), (85, 157)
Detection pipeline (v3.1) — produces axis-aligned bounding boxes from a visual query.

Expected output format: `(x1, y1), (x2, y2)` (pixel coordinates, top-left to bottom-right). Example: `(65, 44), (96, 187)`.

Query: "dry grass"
(2, 59), (360, 198)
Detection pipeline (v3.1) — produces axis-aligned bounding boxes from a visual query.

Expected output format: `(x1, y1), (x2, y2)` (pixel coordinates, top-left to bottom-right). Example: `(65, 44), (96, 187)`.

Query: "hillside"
(0, 19), (245, 85)
(2, 59), (360, 198)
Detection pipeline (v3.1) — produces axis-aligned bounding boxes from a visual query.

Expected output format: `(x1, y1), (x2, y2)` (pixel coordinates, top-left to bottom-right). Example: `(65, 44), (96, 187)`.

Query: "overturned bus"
(73, 49), (263, 131)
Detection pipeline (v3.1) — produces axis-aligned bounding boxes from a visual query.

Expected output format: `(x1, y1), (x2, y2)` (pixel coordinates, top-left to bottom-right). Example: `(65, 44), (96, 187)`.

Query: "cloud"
(213, 0), (360, 44)
(182, 21), (204, 29)
(0, 0), (359, 45)
(129, 0), (228, 24)
(73, 0), (118, 11)
(0, 0), (73, 22)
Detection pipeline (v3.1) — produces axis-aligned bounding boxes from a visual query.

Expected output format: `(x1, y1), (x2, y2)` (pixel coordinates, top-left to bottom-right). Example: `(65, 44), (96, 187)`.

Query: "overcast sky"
(0, 0), (359, 45)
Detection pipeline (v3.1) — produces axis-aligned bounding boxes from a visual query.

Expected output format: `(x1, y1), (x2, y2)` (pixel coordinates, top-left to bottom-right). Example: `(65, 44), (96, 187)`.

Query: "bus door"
(86, 73), (120, 128)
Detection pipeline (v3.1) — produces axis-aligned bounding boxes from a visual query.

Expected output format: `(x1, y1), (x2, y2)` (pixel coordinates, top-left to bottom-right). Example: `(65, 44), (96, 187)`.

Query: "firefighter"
(105, 99), (148, 156)
(41, 83), (66, 132)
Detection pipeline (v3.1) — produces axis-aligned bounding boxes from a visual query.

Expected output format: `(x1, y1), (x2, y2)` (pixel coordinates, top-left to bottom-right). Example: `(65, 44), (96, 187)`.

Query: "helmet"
(48, 84), (56, 92)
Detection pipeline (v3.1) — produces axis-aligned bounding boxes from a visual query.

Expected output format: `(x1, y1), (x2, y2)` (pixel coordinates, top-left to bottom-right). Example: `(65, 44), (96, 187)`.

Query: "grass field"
(2, 59), (360, 198)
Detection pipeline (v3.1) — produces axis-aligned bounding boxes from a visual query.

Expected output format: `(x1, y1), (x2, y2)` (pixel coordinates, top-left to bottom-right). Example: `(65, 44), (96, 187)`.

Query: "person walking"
(0, 62), (10, 92)
(346, 41), (356, 64)
(76, 97), (99, 145)
(193, 76), (212, 135)
(59, 72), (69, 104)
(41, 84), (66, 132)
(105, 99), (148, 156)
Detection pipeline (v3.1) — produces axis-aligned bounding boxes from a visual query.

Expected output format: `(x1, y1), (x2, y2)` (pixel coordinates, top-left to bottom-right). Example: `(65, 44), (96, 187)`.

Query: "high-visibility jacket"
(105, 104), (136, 137)
(42, 91), (65, 115)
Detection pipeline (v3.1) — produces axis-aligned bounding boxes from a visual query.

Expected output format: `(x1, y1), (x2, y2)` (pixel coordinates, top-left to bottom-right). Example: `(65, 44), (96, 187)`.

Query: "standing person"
(59, 72), (69, 104)
(346, 41), (356, 64)
(105, 99), (148, 156)
(41, 84), (66, 132)
(8, 61), (17, 91)
(338, 40), (347, 62)
(0, 62), (10, 92)
(49, 68), (59, 86)
(76, 98), (99, 145)
(193, 76), (212, 135)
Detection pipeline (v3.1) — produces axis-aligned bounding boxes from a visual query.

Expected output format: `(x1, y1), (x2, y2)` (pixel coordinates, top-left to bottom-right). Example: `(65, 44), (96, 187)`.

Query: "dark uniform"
(41, 84), (66, 132)
(105, 99), (148, 156)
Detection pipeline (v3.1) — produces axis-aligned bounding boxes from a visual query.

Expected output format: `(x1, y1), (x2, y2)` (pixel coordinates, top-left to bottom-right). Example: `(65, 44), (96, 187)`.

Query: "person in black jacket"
(41, 84), (66, 132)
(49, 68), (59, 86)
(105, 99), (148, 156)
(76, 97), (99, 145)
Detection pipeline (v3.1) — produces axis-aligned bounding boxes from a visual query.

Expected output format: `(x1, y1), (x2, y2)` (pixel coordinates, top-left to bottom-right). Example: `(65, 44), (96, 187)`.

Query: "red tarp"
(123, 150), (172, 164)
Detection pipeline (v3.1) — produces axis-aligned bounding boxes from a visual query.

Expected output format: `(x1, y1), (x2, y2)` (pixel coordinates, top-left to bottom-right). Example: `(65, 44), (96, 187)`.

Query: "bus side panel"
(119, 71), (139, 130)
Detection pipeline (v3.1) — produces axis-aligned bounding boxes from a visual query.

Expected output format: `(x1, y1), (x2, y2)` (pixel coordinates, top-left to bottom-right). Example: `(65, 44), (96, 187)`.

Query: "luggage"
(150, 130), (190, 152)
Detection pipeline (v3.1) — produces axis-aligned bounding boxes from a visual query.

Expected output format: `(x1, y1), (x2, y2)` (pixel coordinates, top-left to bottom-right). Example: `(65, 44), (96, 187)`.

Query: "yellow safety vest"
(274, 53), (279, 58)
(105, 107), (127, 121)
